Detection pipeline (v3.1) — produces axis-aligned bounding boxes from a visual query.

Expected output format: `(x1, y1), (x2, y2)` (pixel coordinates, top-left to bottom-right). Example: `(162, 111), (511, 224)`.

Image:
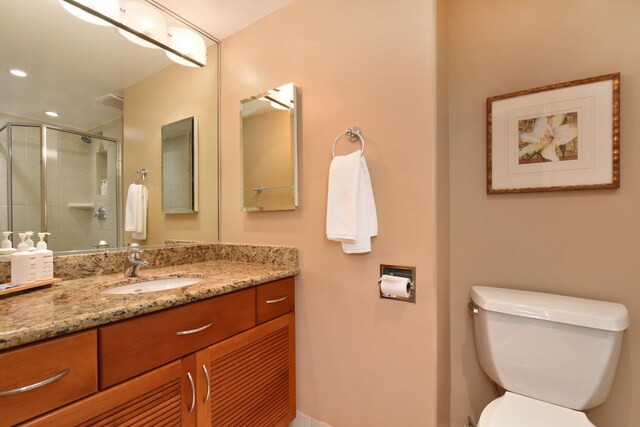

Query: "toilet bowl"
(470, 286), (629, 427)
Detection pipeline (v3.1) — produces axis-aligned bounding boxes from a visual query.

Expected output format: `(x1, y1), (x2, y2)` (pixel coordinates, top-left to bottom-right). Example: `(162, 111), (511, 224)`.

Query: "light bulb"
(59, 0), (120, 26)
(166, 26), (206, 67)
(119, 1), (167, 48)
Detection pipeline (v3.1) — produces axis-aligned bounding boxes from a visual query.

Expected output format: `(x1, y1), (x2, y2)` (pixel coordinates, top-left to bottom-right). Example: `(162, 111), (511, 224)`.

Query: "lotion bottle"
(11, 233), (36, 285)
(35, 232), (53, 281)
(0, 232), (16, 255)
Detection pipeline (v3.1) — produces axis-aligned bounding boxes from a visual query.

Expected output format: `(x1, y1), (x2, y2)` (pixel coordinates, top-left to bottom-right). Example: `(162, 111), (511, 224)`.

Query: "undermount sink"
(102, 277), (204, 295)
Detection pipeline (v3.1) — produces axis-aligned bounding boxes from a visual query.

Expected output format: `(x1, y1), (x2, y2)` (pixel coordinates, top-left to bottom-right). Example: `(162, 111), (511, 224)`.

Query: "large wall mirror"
(241, 83), (298, 212)
(0, 0), (219, 252)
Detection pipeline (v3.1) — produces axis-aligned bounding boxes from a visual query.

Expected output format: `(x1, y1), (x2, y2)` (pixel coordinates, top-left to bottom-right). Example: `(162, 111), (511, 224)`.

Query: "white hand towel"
(341, 156), (377, 254)
(326, 150), (378, 254)
(125, 184), (148, 240)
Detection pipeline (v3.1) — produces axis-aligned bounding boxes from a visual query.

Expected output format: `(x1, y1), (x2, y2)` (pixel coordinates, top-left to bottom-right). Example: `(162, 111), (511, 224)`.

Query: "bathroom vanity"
(0, 244), (298, 427)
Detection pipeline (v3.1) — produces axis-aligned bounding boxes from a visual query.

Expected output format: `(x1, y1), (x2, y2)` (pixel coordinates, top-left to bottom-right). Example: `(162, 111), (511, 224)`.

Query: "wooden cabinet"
(0, 330), (97, 427)
(3, 278), (295, 426)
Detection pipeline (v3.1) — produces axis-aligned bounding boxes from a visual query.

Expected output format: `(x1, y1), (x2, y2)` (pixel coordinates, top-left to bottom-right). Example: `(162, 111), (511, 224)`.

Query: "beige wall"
(220, 0), (442, 425)
(449, 1), (640, 425)
(123, 44), (218, 245)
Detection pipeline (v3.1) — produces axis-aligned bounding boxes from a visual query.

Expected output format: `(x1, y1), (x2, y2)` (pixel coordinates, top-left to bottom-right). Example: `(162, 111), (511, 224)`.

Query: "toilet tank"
(470, 286), (629, 410)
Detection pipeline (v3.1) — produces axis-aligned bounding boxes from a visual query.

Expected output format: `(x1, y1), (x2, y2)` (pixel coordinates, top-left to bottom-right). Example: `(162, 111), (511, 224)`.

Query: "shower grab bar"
(253, 185), (294, 194)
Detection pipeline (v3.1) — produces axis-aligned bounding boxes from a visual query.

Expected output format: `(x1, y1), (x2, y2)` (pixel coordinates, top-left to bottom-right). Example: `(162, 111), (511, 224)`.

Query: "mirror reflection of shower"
(0, 123), (121, 252)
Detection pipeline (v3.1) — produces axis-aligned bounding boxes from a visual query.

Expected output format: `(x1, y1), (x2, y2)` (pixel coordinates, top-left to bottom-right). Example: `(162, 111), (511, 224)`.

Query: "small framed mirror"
(241, 82), (298, 212)
(162, 117), (198, 214)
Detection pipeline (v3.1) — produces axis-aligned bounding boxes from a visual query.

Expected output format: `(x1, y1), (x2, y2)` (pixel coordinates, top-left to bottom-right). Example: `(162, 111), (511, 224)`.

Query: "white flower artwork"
(518, 113), (578, 164)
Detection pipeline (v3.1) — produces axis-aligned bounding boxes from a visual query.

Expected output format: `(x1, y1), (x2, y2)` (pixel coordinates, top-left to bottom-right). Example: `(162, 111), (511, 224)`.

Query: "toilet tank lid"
(471, 286), (629, 332)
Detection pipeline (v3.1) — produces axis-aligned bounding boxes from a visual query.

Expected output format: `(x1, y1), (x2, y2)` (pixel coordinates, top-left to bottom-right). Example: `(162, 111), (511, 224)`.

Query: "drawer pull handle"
(266, 296), (288, 304)
(176, 322), (213, 336)
(0, 369), (70, 397)
(187, 372), (195, 413)
(202, 364), (210, 404)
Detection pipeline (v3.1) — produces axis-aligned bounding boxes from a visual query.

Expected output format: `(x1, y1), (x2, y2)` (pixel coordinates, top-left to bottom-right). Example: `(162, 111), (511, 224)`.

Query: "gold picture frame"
(487, 73), (620, 194)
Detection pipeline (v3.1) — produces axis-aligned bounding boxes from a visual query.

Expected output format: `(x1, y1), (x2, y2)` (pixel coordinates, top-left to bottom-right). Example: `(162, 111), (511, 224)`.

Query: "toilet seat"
(478, 392), (595, 427)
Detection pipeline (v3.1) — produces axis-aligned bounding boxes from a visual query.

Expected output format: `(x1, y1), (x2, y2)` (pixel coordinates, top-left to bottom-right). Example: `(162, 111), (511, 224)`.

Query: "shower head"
(80, 135), (92, 144)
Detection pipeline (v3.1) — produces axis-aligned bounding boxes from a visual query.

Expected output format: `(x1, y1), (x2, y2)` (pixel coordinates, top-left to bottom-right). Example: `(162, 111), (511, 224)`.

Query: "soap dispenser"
(35, 232), (53, 281)
(0, 232), (16, 255)
(25, 231), (36, 252)
(11, 233), (36, 285)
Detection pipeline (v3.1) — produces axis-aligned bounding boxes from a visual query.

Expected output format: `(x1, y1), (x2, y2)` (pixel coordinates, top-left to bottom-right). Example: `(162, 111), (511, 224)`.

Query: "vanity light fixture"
(59, 0), (207, 68)
(59, 0), (120, 27)
(45, 111), (59, 117)
(166, 26), (207, 67)
(119, 0), (167, 48)
(9, 69), (27, 78)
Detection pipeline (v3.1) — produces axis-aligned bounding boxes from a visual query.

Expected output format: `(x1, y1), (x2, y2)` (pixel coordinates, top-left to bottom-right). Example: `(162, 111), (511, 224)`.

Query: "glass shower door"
(46, 129), (119, 251)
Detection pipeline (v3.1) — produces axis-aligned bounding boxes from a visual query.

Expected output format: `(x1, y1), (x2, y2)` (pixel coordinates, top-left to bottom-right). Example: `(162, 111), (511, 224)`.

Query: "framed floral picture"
(487, 73), (620, 194)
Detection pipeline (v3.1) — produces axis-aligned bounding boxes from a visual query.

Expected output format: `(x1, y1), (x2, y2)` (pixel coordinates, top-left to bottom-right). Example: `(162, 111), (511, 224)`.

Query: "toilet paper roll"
(379, 274), (412, 298)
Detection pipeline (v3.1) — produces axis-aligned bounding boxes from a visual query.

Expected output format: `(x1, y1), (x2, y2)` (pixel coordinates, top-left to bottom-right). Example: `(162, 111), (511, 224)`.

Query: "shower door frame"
(0, 122), (122, 250)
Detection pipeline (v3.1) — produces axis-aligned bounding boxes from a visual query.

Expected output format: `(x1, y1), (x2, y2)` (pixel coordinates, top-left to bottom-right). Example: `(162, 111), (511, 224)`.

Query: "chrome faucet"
(124, 243), (148, 278)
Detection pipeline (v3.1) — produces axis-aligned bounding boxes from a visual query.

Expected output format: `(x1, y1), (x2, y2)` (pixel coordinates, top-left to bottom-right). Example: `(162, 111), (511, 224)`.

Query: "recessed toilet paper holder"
(379, 264), (416, 303)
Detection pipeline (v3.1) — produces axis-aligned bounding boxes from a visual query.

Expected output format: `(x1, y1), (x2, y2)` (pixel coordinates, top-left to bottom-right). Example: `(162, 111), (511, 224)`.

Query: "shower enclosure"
(0, 123), (121, 252)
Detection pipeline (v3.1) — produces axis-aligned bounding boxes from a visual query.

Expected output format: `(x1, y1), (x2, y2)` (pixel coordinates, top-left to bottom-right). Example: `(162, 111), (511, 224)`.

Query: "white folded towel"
(125, 184), (148, 240)
(326, 150), (378, 254)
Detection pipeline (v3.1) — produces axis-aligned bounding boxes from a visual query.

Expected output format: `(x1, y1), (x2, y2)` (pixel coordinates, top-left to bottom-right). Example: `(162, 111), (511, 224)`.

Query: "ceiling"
(155, 0), (294, 40)
(0, 0), (293, 130)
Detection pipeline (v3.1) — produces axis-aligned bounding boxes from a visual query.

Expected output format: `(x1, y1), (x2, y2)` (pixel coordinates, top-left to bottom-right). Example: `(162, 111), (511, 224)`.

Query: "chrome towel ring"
(134, 168), (147, 184)
(332, 127), (365, 158)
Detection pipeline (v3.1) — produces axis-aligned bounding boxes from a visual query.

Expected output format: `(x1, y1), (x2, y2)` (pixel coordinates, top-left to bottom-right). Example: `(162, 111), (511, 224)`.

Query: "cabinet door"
(23, 361), (184, 426)
(207, 313), (296, 427)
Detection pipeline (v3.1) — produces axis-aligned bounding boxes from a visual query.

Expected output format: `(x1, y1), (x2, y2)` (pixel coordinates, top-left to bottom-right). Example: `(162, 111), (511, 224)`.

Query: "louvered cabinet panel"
(23, 361), (183, 427)
(208, 313), (295, 427)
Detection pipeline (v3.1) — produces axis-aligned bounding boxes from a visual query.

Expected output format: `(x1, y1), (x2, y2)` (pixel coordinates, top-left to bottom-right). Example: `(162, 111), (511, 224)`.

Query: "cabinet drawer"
(0, 330), (98, 427)
(99, 288), (255, 388)
(256, 277), (295, 324)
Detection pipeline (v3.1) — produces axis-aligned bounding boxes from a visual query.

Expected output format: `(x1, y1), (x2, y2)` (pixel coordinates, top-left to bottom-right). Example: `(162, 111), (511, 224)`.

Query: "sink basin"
(102, 277), (204, 295)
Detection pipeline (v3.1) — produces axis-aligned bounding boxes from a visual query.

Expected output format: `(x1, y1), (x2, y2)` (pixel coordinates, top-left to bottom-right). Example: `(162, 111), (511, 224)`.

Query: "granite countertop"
(0, 260), (299, 351)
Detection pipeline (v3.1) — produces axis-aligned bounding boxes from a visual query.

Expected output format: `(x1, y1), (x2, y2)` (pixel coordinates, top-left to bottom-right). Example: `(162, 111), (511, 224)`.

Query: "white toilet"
(470, 286), (629, 427)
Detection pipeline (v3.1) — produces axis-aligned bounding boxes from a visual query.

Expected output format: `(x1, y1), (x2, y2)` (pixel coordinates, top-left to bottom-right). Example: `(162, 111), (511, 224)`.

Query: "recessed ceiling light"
(9, 69), (27, 77)
(45, 111), (59, 117)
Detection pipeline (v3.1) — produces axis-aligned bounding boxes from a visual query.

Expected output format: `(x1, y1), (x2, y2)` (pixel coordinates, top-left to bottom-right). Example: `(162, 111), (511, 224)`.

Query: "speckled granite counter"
(0, 244), (299, 351)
